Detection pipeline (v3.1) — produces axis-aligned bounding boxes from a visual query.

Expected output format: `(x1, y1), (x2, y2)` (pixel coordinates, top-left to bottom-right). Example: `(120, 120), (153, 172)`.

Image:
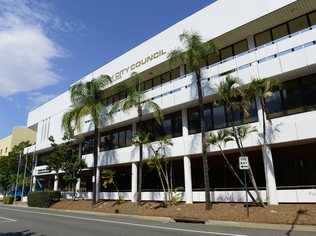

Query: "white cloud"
(0, 0), (67, 96)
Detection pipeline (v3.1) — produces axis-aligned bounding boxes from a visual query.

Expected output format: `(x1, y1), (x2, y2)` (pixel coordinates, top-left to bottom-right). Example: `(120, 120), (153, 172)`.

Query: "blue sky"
(0, 0), (213, 138)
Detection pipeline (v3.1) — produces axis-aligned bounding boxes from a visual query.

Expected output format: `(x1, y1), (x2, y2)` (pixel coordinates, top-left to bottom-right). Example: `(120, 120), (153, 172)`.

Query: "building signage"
(37, 167), (50, 174)
(111, 49), (167, 81)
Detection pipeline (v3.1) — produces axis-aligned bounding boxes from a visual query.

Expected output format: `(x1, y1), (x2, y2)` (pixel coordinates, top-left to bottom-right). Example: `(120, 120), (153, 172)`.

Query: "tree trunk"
(137, 105), (143, 205)
(229, 106), (263, 206)
(92, 126), (99, 206)
(196, 72), (211, 209)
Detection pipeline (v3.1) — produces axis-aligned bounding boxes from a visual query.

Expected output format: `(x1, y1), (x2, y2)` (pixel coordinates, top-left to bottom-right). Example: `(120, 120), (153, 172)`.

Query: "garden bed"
(51, 200), (316, 225)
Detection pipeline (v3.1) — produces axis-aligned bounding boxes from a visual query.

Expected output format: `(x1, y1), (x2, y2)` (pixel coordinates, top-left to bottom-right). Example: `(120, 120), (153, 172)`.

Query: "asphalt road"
(0, 205), (315, 236)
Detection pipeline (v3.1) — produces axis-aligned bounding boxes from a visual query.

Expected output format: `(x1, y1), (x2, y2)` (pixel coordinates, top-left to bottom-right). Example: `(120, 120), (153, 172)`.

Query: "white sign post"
(239, 156), (250, 217)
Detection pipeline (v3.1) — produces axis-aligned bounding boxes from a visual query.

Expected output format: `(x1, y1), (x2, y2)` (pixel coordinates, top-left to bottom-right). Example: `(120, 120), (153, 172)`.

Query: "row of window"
(81, 72), (316, 154)
(188, 102), (258, 135)
(138, 111), (183, 142)
(100, 125), (133, 152)
(266, 74), (316, 118)
(104, 67), (181, 107)
(255, 10), (316, 47)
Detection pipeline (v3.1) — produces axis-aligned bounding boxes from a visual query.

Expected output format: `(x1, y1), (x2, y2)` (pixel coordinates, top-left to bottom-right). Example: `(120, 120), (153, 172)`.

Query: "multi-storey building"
(0, 127), (36, 156)
(24, 0), (316, 204)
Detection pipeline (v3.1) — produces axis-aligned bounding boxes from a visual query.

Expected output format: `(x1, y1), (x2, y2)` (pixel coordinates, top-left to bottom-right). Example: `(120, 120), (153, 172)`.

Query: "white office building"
(24, 0), (316, 204)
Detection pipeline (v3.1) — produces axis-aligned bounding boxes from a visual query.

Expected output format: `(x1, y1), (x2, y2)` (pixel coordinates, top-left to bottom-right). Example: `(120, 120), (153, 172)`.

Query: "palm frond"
(146, 100), (163, 124)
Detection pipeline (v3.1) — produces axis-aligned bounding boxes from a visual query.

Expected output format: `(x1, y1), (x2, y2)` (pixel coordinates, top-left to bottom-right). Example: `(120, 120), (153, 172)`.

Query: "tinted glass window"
(171, 67), (180, 80)
(233, 40), (248, 55)
(162, 118), (172, 137)
(213, 105), (226, 129)
(173, 112), (182, 137)
(204, 106), (213, 131)
(188, 108), (200, 134)
(220, 46), (233, 60)
(145, 79), (153, 90)
(302, 75), (316, 108)
(118, 130), (126, 148)
(153, 76), (161, 87)
(266, 91), (283, 115)
(282, 80), (303, 113)
(289, 15), (309, 34)
(208, 53), (220, 65)
(272, 24), (289, 40)
(255, 30), (272, 47)
(309, 11), (316, 26)
(161, 72), (171, 83)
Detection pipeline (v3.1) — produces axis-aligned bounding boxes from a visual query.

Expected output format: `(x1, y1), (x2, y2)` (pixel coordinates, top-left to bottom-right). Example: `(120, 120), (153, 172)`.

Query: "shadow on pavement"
(0, 230), (43, 236)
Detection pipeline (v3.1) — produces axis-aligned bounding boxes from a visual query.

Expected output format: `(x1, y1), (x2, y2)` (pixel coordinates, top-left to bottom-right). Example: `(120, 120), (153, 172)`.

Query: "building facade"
(0, 127), (36, 156)
(24, 0), (316, 204)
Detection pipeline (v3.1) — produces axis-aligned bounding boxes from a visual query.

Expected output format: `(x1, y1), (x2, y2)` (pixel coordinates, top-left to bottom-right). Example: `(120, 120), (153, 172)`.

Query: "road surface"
(0, 205), (314, 236)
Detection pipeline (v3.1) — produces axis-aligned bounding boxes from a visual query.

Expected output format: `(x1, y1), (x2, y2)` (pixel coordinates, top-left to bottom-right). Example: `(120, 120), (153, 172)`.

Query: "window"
(82, 137), (94, 155)
(233, 40), (248, 55)
(153, 76), (161, 87)
(302, 75), (316, 109)
(282, 79), (303, 113)
(266, 91), (284, 118)
(139, 111), (182, 141)
(144, 79), (153, 91)
(255, 30), (272, 47)
(272, 24), (289, 40)
(188, 107), (201, 134)
(213, 105), (226, 129)
(161, 72), (171, 83)
(220, 46), (233, 60)
(309, 11), (316, 26)
(204, 105), (213, 131)
(100, 125), (132, 151)
(288, 15), (309, 34)
(208, 53), (220, 65)
(170, 67), (180, 80)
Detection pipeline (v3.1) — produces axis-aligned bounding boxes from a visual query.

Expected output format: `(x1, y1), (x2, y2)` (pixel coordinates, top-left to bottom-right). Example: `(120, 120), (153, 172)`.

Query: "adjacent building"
(24, 0), (316, 204)
(0, 127), (36, 156)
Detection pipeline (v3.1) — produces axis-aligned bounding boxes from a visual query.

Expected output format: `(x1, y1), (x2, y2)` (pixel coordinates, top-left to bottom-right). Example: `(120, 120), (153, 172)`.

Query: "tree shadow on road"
(286, 209), (308, 236)
(0, 230), (43, 236)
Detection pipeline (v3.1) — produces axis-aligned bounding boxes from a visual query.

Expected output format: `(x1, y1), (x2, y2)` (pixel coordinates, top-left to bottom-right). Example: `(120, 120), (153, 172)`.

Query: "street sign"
(239, 156), (249, 170)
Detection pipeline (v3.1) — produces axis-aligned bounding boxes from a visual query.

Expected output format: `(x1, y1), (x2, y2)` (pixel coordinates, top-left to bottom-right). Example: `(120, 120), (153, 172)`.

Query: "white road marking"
(0, 216), (17, 223)
(0, 206), (247, 236)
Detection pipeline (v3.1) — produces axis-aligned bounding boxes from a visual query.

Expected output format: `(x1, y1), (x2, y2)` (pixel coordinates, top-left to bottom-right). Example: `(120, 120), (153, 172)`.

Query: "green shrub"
(27, 191), (61, 208)
(3, 196), (14, 204)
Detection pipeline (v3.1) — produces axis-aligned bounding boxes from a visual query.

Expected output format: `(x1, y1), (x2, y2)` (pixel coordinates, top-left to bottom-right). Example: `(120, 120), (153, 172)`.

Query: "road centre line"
(0, 207), (247, 236)
(0, 216), (17, 223)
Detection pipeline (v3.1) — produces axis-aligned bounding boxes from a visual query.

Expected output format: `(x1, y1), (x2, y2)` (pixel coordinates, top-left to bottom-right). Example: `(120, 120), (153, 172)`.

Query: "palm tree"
(122, 72), (163, 204)
(245, 78), (279, 204)
(62, 75), (116, 205)
(168, 32), (217, 209)
(216, 76), (264, 205)
(208, 128), (257, 203)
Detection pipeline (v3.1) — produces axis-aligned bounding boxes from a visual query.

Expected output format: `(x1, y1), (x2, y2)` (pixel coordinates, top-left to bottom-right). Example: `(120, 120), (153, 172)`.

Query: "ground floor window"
(191, 150), (266, 191)
(272, 142), (316, 189)
(142, 158), (184, 192)
(80, 170), (93, 192)
(35, 175), (54, 191)
(100, 165), (131, 192)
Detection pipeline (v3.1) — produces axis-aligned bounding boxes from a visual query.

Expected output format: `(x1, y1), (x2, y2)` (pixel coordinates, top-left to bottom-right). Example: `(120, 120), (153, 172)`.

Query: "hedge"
(3, 196), (14, 204)
(27, 191), (61, 208)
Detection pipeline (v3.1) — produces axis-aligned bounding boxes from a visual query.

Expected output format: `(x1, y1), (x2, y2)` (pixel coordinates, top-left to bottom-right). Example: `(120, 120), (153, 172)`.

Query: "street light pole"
(14, 151), (22, 204)
(21, 153), (28, 201)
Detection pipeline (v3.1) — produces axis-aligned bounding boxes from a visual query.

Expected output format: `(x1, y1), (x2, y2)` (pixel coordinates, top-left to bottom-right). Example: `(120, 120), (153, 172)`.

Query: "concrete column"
(256, 97), (278, 205)
(96, 167), (100, 201)
(180, 64), (186, 77)
(183, 156), (193, 204)
(247, 35), (256, 49)
(76, 178), (81, 192)
(131, 162), (138, 202)
(53, 174), (58, 191)
(31, 176), (36, 192)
